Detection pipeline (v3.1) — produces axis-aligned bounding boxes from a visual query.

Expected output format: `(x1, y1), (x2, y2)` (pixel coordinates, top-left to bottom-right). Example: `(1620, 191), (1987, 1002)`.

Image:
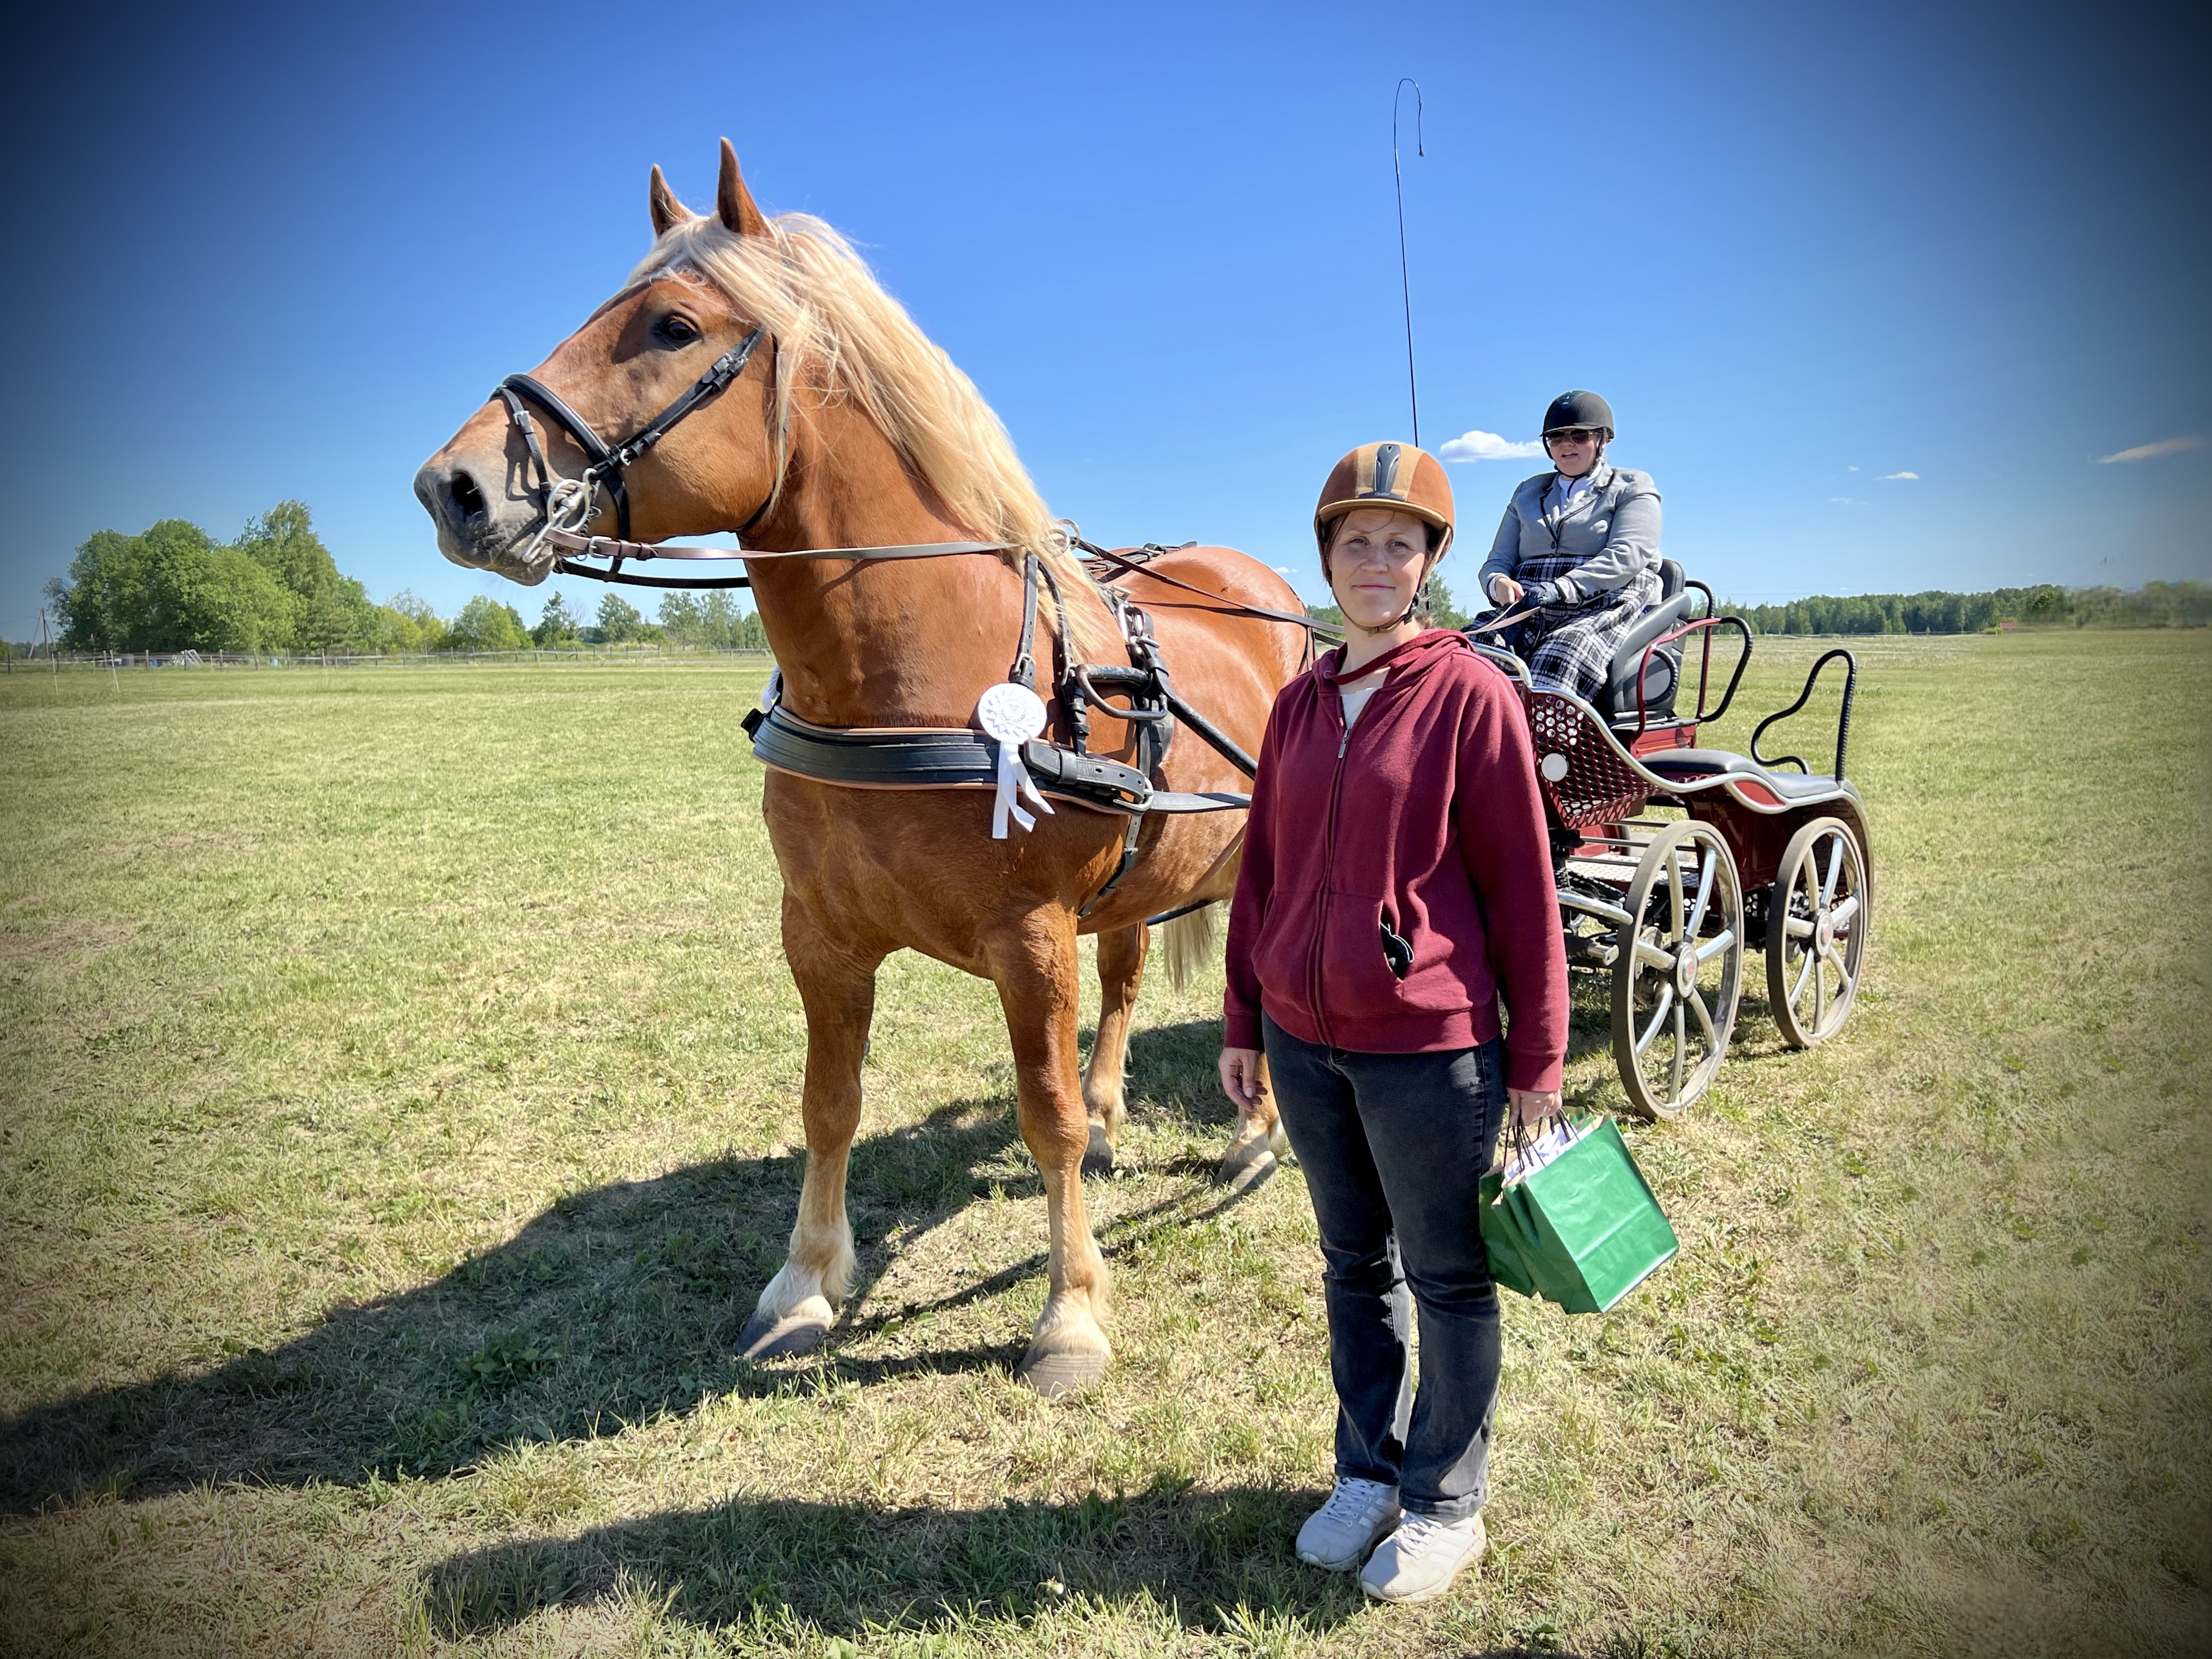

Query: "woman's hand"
(1487, 573), (1524, 606)
(1509, 1087), (1561, 1128)
(1219, 1047), (1264, 1110)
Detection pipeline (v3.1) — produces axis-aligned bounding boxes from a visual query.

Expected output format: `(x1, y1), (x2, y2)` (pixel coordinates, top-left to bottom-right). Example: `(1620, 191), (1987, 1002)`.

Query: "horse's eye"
(658, 314), (699, 345)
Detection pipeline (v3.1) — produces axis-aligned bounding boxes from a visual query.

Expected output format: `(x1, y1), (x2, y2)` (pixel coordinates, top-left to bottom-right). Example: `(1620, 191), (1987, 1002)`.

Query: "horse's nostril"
(449, 471), (487, 520)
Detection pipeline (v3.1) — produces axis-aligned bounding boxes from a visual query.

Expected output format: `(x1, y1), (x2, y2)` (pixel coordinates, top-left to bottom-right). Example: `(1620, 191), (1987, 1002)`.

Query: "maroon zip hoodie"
(1223, 628), (1567, 1093)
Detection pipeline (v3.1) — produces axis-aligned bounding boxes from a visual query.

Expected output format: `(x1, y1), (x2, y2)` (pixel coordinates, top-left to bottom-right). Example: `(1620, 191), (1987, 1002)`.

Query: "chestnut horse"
(415, 143), (1306, 1394)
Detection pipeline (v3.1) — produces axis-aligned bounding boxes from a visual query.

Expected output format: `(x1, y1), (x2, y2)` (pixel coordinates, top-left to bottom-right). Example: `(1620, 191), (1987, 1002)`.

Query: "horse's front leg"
(1080, 922), (1147, 1175)
(991, 906), (1113, 1395)
(739, 895), (884, 1360)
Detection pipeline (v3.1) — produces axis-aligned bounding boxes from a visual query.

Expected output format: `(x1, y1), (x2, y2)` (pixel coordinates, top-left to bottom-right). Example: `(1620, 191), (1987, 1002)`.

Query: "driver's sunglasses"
(1544, 429), (1599, 444)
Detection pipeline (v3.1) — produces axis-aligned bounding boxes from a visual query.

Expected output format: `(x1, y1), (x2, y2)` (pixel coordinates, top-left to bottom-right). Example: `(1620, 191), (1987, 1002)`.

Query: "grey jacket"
(1478, 463), (1663, 604)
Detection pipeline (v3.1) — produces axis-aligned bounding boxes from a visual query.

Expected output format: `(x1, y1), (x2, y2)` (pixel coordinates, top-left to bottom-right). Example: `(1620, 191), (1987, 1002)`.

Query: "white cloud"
(1847, 465), (1860, 472)
(1440, 430), (1544, 463)
(1828, 497), (1869, 506)
(2097, 435), (2208, 464)
(1881, 471), (1919, 481)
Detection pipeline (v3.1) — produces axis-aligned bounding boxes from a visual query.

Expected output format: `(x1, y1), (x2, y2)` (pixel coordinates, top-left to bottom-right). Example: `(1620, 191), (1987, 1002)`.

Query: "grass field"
(1, 633), (2207, 1658)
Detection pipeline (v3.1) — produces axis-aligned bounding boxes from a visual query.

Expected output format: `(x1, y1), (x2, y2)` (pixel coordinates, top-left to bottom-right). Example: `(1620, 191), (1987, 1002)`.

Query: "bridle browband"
(496, 324), (769, 553)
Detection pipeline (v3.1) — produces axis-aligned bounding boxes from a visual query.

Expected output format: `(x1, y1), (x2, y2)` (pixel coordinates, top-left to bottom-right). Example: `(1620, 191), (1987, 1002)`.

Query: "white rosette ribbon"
(976, 681), (1055, 838)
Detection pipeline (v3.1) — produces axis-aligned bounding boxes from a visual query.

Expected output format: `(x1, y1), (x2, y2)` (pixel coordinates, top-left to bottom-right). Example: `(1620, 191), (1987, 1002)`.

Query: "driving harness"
(492, 333), (1336, 917)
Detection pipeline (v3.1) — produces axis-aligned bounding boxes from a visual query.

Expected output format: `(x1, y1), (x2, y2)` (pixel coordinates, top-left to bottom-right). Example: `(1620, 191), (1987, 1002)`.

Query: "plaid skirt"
(1504, 553), (1662, 701)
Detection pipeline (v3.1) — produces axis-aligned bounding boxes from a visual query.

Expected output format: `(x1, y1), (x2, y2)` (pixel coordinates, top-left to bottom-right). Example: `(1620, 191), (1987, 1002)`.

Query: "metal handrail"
(1632, 615), (1755, 738)
(1750, 648), (1858, 779)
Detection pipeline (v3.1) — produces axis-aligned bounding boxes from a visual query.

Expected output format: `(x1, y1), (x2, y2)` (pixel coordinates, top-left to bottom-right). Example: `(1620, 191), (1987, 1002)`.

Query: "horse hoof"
(1016, 1348), (1110, 1397)
(1081, 1124), (1117, 1177)
(1217, 1146), (1278, 1193)
(737, 1311), (830, 1361)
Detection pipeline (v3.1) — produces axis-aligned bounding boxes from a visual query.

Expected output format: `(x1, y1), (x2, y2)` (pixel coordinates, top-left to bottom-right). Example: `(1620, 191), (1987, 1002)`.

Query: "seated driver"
(1477, 390), (1662, 701)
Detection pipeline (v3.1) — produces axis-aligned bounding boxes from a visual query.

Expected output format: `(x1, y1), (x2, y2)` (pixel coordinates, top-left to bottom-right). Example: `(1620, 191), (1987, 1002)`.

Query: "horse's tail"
(1157, 903), (1220, 993)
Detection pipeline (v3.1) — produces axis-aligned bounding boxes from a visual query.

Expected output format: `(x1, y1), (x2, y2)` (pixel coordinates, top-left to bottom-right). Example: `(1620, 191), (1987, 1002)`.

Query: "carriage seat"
(1600, 559), (1694, 724)
(1640, 749), (1839, 800)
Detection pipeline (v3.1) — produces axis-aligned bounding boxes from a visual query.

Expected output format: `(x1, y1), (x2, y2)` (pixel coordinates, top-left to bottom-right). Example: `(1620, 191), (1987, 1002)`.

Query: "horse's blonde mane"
(632, 212), (1104, 651)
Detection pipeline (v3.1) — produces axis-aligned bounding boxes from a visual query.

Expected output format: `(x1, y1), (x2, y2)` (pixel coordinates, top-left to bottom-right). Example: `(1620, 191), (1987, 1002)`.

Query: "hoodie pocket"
(1319, 891), (1412, 1023)
(1379, 914), (1414, 980)
(1250, 888), (1321, 1023)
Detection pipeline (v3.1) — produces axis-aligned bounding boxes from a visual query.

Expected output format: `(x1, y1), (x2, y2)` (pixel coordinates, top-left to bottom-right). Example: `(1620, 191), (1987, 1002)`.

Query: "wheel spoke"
(1688, 987), (1718, 1048)
(1820, 837), (1844, 906)
(1814, 953), (1827, 1026)
(1637, 984), (1675, 1053)
(1670, 1002), (1687, 1098)
(1829, 894), (1861, 932)
(1666, 850), (1687, 943)
(1636, 937), (1676, 972)
(1695, 927), (1736, 963)
(1821, 943), (1853, 986)
(1783, 914), (1815, 940)
(1791, 945), (1817, 1005)
(1687, 849), (1717, 937)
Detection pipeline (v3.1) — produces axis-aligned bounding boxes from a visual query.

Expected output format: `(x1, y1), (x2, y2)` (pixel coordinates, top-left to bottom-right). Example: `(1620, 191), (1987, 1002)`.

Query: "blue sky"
(2, 0), (2204, 643)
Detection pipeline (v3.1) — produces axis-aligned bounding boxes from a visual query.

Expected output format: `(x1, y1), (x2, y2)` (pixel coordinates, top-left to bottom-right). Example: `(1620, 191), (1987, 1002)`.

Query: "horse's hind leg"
(1080, 923), (1147, 1175)
(739, 899), (883, 1360)
(991, 906), (1113, 1395)
(1218, 1050), (1288, 1193)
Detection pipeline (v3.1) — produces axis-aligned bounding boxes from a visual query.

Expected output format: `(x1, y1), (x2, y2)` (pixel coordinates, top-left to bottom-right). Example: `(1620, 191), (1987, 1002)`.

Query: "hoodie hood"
(1320, 627), (1476, 687)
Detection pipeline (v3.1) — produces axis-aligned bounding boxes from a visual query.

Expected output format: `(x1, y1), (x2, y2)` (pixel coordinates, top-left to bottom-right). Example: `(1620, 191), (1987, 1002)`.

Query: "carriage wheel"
(1764, 816), (1868, 1048)
(1611, 820), (1744, 1120)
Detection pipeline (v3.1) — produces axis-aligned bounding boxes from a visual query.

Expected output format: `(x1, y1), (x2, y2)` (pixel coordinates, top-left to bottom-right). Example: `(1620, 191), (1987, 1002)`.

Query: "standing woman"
(1478, 390), (1663, 700)
(1220, 442), (1568, 1603)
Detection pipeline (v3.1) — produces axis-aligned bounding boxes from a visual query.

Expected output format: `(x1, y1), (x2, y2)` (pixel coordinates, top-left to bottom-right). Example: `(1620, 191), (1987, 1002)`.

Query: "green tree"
(378, 591), (446, 653)
(235, 500), (377, 651)
(1424, 573), (1473, 630)
(657, 592), (703, 644)
(445, 596), (531, 652)
(596, 592), (646, 644)
(51, 520), (293, 652)
(49, 531), (143, 650)
(533, 591), (581, 647)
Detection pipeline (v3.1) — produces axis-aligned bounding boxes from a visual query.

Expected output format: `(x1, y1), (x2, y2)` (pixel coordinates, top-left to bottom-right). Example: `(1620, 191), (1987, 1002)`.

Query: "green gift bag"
(1477, 1170), (1540, 1298)
(1489, 1115), (1678, 1314)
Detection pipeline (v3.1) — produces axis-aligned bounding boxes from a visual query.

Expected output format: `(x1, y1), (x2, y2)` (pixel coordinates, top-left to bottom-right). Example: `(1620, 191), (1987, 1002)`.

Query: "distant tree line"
(39, 507), (776, 656)
(1724, 582), (2211, 635)
(1301, 580), (2211, 638)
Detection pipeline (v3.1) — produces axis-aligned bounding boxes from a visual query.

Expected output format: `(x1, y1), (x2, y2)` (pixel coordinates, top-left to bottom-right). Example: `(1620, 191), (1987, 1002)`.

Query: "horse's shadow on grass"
(1, 1019), (1250, 1519)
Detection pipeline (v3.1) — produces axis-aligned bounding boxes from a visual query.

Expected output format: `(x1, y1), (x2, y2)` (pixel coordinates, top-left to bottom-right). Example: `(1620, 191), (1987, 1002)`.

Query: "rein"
(536, 528), (1016, 591)
(487, 331), (1306, 915)
(1077, 539), (1343, 642)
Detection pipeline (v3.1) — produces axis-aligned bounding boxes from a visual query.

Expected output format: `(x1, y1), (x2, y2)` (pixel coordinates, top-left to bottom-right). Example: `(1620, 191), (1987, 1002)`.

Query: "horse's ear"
(648, 164), (695, 238)
(716, 138), (768, 238)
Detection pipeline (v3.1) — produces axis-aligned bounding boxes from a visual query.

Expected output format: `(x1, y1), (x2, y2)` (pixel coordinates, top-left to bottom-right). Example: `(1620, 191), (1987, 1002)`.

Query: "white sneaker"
(1358, 1509), (1486, 1603)
(1294, 1477), (1402, 1572)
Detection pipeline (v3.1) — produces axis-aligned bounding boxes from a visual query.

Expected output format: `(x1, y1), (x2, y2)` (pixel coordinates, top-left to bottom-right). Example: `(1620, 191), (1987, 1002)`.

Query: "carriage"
(1468, 564), (1872, 1119)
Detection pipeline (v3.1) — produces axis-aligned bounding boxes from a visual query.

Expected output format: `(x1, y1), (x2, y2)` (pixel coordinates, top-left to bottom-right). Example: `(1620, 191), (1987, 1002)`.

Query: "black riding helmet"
(1542, 389), (1614, 440)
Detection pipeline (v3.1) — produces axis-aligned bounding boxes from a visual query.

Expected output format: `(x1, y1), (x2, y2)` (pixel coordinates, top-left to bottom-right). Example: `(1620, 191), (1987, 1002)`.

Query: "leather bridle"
(495, 325), (769, 550)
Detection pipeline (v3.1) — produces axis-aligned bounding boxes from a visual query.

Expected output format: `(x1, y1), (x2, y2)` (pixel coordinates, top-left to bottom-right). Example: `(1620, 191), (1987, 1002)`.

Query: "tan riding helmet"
(1313, 440), (1457, 561)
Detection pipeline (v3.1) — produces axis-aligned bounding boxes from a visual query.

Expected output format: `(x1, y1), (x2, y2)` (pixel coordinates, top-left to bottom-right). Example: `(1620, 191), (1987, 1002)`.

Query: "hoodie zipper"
(1306, 689), (1355, 1048)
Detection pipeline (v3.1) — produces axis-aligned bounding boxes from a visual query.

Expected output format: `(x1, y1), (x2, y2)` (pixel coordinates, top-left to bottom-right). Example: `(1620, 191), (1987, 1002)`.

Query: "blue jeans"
(1262, 1014), (1506, 1520)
